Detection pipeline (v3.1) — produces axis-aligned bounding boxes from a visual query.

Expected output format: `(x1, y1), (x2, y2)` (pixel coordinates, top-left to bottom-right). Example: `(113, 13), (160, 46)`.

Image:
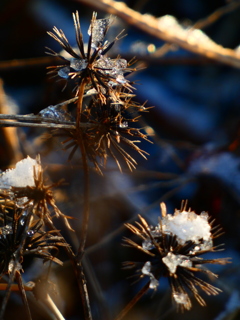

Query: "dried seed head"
(53, 95), (150, 174)
(0, 156), (72, 230)
(47, 11), (134, 97)
(124, 202), (231, 311)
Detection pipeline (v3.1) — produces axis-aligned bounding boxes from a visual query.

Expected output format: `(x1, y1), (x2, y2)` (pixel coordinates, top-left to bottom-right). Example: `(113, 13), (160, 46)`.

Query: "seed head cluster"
(0, 156), (68, 316)
(46, 11), (150, 173)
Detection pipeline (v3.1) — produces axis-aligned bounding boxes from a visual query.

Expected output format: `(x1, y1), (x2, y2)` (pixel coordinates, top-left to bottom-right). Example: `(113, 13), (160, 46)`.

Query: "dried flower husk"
(7, 156), (73, 231)
(52, 95), (150, 174)
(0, 202), (67, 318)
(123, 203), (231, 311)
(46, 11), (135, 99)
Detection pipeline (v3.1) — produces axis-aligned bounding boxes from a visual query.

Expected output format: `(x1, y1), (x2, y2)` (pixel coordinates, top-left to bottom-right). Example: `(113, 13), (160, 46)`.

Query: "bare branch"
(77, 0), (240, 68)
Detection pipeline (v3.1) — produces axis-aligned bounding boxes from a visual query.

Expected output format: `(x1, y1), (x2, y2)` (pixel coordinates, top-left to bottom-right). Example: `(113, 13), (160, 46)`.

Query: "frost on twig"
(78, 0), (240, 68)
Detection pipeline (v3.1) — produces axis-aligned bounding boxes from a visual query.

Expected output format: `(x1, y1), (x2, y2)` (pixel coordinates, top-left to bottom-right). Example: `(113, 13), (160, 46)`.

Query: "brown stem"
(74, 79), (92, 319)
(15, 271), (32, 320)
(76, 80), (87, 128)
(45, 220), (93, 320)
(74, 79), (91, 260)
(114, 282), (150, 320)
(76, 130), (90, 260)
(0, 210), (33, 320)
(0, 120), (76, 129)
(0, 283), (34, 291)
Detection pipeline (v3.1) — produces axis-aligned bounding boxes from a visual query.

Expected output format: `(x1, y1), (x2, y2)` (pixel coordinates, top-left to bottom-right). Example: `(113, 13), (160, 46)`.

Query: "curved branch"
(77, 0), (240, 68)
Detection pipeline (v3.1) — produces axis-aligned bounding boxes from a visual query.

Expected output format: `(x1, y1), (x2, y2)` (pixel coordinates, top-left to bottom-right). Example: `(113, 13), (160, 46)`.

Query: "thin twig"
(45, 294), (66, 320)
(0, 56), (56, 71)
(76, 79), (90, 260)
(77, 0), (240, 68)
(83, 256), (110, 320)
(15, 271), (32, 320)
(0, 120), (76, 129)
(193, 1), (240, 30)
(114, 281), (150, 320)
(45, 219), (93, 320)
(0, 114), (73, 123)
(0, 93), (98, 130)
(0, 283), (34, 291)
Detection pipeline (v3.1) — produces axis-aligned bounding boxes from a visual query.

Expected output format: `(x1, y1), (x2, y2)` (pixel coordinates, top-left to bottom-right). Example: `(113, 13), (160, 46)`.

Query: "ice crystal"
(173, 292), (189, 305)
(162, 252), (192, 274)
(88, 17), (111, 49)
(142, 239), (154, 250)
(58, 66), (71, 79)
(141, 261), (159, 289)
(95, 57), (127, 82)
(39, 105), (73, 122)
(70, 58), (87, 71)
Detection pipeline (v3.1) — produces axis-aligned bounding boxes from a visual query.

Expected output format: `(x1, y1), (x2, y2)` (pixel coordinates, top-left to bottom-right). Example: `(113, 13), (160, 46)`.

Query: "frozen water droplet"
(142, 262), (159, 289)
(116, 74), (126, 84)
(70, 58), (87, 71)
(173, 292), (189, 305)
(142, 239), (154, 250)
(58, 66), (71, 79)
(142, 261), (151, 275)
(27, 230), (35, 237)
(0, 225), (13, 236)
(149, 277), (159, 289)
(119, 121), (128, 128)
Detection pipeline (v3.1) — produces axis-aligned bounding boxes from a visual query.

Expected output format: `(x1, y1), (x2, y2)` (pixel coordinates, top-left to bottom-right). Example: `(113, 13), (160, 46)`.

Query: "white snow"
(161, 210), (212, 248)
(0, 156), (38, 189)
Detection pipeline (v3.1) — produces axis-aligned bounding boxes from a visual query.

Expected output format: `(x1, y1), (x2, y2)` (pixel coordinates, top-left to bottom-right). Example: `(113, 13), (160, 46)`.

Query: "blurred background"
(0, 0), (240, 319)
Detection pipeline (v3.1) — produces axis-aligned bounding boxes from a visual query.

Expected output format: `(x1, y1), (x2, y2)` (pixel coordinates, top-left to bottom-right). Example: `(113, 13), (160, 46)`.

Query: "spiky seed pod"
(0, 203), (67, 319)
(0, 205), (66, 277)
(46, 11), (135, 100)
(123, 202), (231, 311)
(0, 204), (66, 278)
(0, 156), (72, 230)
(0, 208), (65, 277)
(8, 156), (73, 230)
(53, 96), (150, 174)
